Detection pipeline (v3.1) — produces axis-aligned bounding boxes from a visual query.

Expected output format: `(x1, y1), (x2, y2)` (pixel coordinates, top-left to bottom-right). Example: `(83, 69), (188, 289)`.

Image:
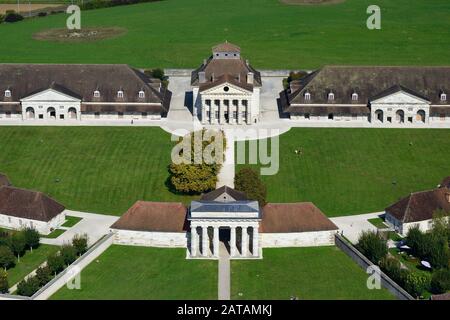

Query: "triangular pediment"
(371, 86), (430, 104)
(21, 88), (81, 102)
(201, 82), (252, 95)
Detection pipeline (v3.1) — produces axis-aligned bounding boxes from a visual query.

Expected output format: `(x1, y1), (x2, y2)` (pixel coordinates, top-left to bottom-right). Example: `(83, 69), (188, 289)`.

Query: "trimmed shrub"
(356, 231), (388, 264)
(4, 12), (23, 23)
(23, 228), (40, 251)
(404, 272), (431, 298)
(47, 252), (65, 275)
(430, 269), (450, 294)
(17, 276), (40, 297)
(60, 244), (78, 266)
(10, 232), (26, 258)
(0, 269), (8, 293)
(234, 167), (267, 206)
(0, 246), (15, 269)
(35, 266), (53, 287)
(72, 234), (88, 256)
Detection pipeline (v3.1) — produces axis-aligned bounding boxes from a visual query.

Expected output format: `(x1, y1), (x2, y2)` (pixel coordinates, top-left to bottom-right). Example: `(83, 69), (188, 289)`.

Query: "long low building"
(110, 186), (339, 260)
(280, 66), (450, 125)
(0, 64), (171, 122)
(0, 184), (66, 235)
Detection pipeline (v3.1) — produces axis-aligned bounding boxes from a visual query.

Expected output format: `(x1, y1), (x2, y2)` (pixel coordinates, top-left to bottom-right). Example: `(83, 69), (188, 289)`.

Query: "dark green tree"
(17, 276), (40, 297)
(47, 252), (65, 275)
(72, 234), (89, 256)
(10, 232), (26, 259)
(23, 228), (40, 252)
(0, 246), (15, 269)
(60, 244), (78, 266)
(0, 269), (8, 293)
(356, 231), (388, 264)
(35, 266), (52, 287)
(430, 269), (450, 294)
(234, 167), (267, 206)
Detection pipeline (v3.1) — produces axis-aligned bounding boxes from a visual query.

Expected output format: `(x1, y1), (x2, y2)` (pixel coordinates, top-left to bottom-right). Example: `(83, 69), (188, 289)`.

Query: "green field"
(6, 244), (59, 287)
(0, 0), (449, 68)
(0, 126), (194, 215)
(231, 247), (395, 300)
(51, 245), (217, 300)
(237, 128), (450, 216)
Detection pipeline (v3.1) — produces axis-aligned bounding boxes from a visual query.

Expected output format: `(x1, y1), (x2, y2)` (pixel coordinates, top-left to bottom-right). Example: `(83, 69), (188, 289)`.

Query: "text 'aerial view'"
(0, 0), (449, 316)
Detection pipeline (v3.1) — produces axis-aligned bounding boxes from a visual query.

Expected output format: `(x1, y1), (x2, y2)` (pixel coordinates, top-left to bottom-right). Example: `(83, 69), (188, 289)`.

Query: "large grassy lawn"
(51, 245), (217, 300)
(231, 246), (395, 300)
(237, 128), (450, 216)
(0, 0), (448, 69)
(7, 244), (59, 286)
(0, 126), (194, 215)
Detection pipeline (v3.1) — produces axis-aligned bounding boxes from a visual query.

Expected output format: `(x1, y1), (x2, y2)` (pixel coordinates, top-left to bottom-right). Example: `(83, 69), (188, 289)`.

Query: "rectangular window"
(118, 112), (124, 119)
(60, 114), (64, 119)
(205, 100), (211, 107)
(387, 117), (392, 123)
(408, 117), (413, 123)
(39, 114), (44, 119)
(214, 100), (220, 107)
(6, 112), (11, 118)
(142, 112), (147, 118)
(440, 114), (446, 121)
(232, 100), (238, 107)
(59, 106), (64, 110)
(352, 114), (357, 120)
(95, 112), (100, 119)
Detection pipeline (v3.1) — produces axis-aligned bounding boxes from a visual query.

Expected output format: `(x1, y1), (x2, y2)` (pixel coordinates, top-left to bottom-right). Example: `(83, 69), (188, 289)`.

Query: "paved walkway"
(330, 211), (384, 244)
(41, 210), (118, 246)
(217, 130), (235, 188)
(218, 242), (231, 300)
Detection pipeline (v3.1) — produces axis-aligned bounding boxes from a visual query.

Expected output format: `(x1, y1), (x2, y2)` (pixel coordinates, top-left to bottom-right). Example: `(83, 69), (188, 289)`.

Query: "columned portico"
(188, 200), (261, 259)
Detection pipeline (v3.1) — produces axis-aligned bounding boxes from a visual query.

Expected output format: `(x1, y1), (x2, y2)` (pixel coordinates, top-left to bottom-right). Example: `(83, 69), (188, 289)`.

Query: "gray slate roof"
(0, 64), (171, 113)
(281, 66), (450, 114)
(191, 200), (259, 213)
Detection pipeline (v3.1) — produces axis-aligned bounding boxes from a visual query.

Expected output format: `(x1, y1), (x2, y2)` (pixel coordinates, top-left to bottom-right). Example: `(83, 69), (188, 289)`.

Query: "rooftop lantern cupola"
(212, 41), (241, 59)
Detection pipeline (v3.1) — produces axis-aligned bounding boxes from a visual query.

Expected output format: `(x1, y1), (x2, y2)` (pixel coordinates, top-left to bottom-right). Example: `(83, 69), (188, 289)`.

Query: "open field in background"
(0, 4), (63, 14)
(51, 246), (218, 299)
(231, 247), (395, 300)
(0, 0), (449, 68)
(236, 128), (450, 217)
(0, 126), (195, 215)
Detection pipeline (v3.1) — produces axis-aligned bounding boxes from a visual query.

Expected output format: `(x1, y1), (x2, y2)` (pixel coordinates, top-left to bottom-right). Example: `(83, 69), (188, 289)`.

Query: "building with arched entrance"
(110, 186), (338, 260)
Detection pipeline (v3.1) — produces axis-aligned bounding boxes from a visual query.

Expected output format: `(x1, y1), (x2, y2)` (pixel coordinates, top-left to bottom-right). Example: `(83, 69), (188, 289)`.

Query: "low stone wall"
(261, 230), (335, 247)
(112, 229), (187, 247)
(31, 233), (114, 300)
(335, 234), (414, 300)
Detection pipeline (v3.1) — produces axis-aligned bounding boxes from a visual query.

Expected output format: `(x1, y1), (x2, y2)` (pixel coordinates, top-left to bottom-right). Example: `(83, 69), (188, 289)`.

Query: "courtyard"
(50, 245), (217, 300)
(231, 246), (395, 300)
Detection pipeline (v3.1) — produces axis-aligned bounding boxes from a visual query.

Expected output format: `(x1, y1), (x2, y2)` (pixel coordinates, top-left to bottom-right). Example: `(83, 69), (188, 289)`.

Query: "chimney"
(247, 72), (254, 85)
(199, 71), (206, 84)
(290, 80), (302, 92)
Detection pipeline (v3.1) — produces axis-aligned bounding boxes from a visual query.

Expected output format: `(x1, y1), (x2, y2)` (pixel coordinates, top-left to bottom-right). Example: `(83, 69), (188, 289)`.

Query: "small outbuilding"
(260, 203), (338, 247)
(0, 186), (66, 234)
(385, 187), (450, 236)
(110, 201), (188, 247)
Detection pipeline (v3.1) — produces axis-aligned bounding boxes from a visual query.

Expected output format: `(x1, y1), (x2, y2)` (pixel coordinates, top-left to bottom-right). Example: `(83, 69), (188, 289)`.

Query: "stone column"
(252, 226), (259, 257)
(201, 98), (206, 124)
(242, 226), (248, 257)
(230, 226), (237, 257)
(191, 226), (198, 257)
(213, 227), (219, 258)
(220, 100), (225, 124)
(237, 100), (242, 124)
(202, 226), (209, 257)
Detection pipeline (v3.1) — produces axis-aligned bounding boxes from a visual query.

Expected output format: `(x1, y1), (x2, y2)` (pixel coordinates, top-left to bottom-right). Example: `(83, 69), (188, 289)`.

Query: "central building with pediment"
(191, 42), (262, 125)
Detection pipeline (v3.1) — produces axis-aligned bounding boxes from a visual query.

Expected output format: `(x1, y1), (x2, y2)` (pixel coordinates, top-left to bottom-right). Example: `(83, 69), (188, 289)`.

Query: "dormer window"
(441, 93), (447, 102)
(93, 90), (100, 98)
(352, 93), (358, 101)
(304, 92), (311, 101)
(117, 90), (124, 98)
(328, 92), (335, 101)
(138, 90), (145, 98)
(4, 89), (11, 98)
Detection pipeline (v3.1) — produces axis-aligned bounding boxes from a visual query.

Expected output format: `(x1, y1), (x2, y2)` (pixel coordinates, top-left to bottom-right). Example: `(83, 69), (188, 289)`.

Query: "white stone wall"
(81, 112), (161, 120)
(112, 229), (187, 247)
(261, 230), (336, 248)
(0, 211), (66, 235)
(0, 111), (22, 119)
(385, 213), (435, 236)
(291, 114), (369, 122)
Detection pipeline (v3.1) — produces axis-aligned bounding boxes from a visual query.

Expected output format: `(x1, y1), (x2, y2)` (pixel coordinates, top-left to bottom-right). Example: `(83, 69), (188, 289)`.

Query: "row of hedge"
(16, 234), (88, 297)
(0, 11), (24, 24)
